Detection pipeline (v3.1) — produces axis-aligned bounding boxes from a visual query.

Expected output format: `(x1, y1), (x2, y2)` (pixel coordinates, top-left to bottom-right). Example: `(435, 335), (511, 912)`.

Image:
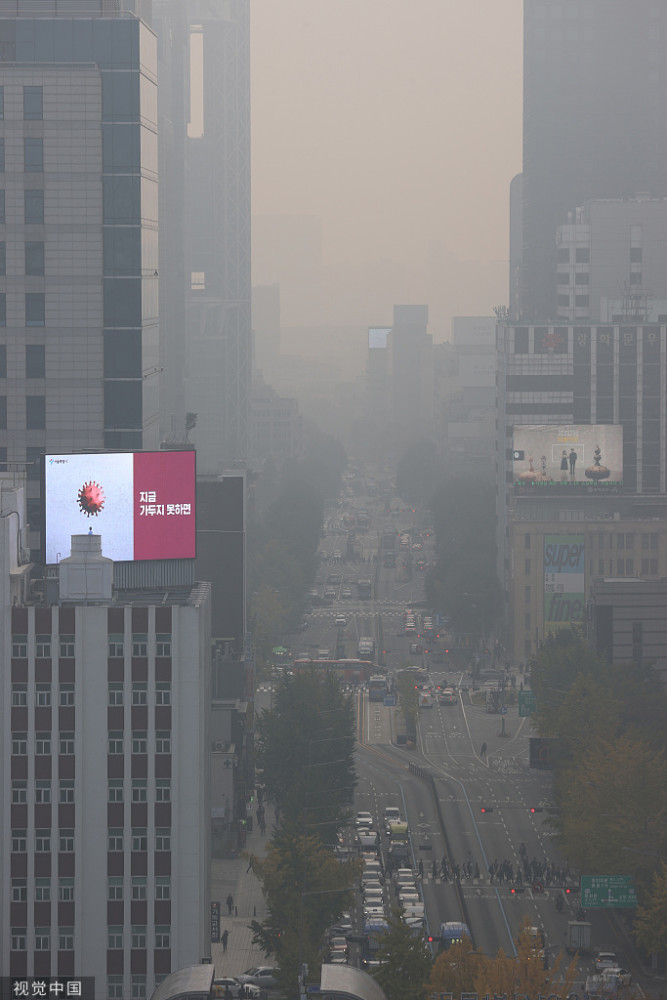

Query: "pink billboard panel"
(133, 451), (196, 560)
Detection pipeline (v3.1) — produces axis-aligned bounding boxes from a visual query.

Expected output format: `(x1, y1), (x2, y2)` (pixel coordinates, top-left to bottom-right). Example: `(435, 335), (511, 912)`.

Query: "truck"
(567, 920), (592, 955)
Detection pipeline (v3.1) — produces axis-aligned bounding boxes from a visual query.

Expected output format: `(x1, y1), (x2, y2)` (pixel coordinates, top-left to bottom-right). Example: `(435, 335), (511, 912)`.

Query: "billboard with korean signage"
(544, 534), (585, 636)
(44, 451), (196, 563)
(513, 424), (623, 493)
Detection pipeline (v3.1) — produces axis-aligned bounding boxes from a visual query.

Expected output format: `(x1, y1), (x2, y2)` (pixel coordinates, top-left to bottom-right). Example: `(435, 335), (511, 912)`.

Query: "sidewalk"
(210, 802), (274, 980)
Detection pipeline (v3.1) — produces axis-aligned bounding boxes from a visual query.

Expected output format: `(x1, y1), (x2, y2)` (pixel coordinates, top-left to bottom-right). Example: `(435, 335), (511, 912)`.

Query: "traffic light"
(564, 887), (571, 894)
(510, 886), (525, 894)
(480, 806), (494, 813)
(530, 807), (544, 813)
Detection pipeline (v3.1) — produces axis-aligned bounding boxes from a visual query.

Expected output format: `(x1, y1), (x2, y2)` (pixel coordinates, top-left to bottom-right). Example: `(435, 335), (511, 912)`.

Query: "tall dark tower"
(521, 1), (667, 321)
(155, 0), (251, 472)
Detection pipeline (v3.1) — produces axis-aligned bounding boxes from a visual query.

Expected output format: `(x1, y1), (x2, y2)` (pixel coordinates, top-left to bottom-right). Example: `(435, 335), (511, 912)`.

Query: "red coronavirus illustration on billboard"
(77, 480), (106, 517)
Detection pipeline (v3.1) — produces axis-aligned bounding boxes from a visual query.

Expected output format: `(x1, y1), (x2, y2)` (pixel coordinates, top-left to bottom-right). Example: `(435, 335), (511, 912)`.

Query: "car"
(357, 828), (380, 848)
(329, 935), (349, 954)
(335, 615), (347, 627)
(324, 588), (336, 600)
(439, 688), (457, 705)
(364, 890), (385, 907)
(594, 952), (617, 972)
(331, 912), (352, 935)
(363, 905), (385, 919)
(212, 981), (261, 1000)
(236, 968), (279, 991)
(602, 968), (632, 987)
(341, 587), (352, 598)
(355, 811), (373, 827)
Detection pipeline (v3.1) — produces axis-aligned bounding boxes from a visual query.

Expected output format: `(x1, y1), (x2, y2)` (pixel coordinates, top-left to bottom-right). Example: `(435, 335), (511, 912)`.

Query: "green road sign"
(518, 691), (537, 717)
(581, 875), (637, 909)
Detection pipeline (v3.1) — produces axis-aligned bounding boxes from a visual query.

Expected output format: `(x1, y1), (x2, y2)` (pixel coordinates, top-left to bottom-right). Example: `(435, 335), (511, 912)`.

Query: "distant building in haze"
(520, 0), (667, 321)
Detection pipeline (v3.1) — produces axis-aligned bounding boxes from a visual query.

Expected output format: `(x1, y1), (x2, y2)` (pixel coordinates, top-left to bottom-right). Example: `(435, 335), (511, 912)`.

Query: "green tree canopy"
(635, 863), (667, 957)
(371, 909), (433, 1000)
(255, 670), (357, 840)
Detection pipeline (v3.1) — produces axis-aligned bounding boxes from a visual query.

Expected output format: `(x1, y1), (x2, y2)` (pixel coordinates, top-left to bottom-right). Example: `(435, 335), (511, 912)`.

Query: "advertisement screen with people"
(513, 425), (623, 493)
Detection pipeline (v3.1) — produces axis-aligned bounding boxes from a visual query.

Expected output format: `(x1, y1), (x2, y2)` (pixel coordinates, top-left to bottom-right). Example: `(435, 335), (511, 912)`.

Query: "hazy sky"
(251, 1), (523, 335)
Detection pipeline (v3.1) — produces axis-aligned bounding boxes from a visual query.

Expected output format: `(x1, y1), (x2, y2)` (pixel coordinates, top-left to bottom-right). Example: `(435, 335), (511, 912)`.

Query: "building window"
(131, 780), (147, 803)
(132, 828), (147, 852)
(630, 247), (642, 263)
(59, 634), (75, 657)
(155, 926), (170, 949)
(36, 683), (51, 706)
(12, 684), (27, 707)
(625, 558), (634, 575)
(59, 878), (74, 902)
(35, 928), (50, 951)
(12, 634), (28, 657)
(575, 247), (590, 263)
(155, 828), (171, 852)
(155, 878), (171, 901)
(0, 395), (6, 428)
(25, 189), (44, 224)
(524, 558), (531, 575)
(59, 684), (74, 707)
(0, 86), (3, 118)
(107, 878), (124, 901)
(25, 293), (45, 327)
(625, 533), (635, 548)
(59, 829), (74, 852)
(131, 977), (146, 1000)
(11, 879), (27, 903)
(575, 295), (589, 307)
(132, 633), (147, 656)
(156, 633), (172, 656)
(0, 189), (5, 224)
(11, 928), (27, 951)
(12, 830), (27, 852)
(0, 240), (5, 274)
(35, 829), (51, 852)
(12, 781), (27, 805)
(557, 271), (570, 285)
(108, 633), (124, 657)
(26, 394), (46, 428)
(35, 732), (51, 755)
(23, 85), (43, 120)
(155, 780), (171, 803)
(131, 682), (147, 706)
(598, 558), (604, 576)
(108, 926), (123, 950)
(60, 732), (75, 755)
(156, 682), (171, 705)
(59, 927), (74, 951)
(156, 731), (171, 754)
(575, 272), (590, 285)
(35, 633), (51, 657)
(108, 829), (123, 852)
(108, 780), (123, 804)
(35, 878), (50, 902)
(35, 780), (51, 804)
(629, 271), (642, 285)
(12, 733), (27, 756)
(557, 248), (569, 263)
(524, 533), (531, 549)
(131, 877), (147, 901)
(24, 137), (43, 172)
(524, 585), (531, 603)
(59, 781), (74, 804)
(108, 731), (123, 755)
(26, 344), (46, 378)
(131, 926), (146, 949)
(132, 731), (147, 754)
(25, 240), (45, 275)
(108, 683), (123, 706)
(108, 978), (124, 1000)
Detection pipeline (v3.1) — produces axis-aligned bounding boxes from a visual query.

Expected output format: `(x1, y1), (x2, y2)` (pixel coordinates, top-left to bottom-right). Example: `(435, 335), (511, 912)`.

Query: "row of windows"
(11, 875), (170, 904)
(525, 533), (660, 551)
(108, 732), (171, 754)
(12, 780), (73, 804)
(107, 828), (172, 852)
(0, 137), (44, 173)
(109, 927), (171, 950)
(0, 85), (44, 121)
(0, 241), (44, 276)
(13, 683), (73, 706)
(12, 733), (74, 755)
(11, 731), (172, 755)
(108, 779), (171, 803)
(0, 344), (45, 379)
(0, 292), (45, 325)
(12, 682), (171, 706)
(11, 633), (172, 657)
(557, 247), (591, 264)
(558, 294), (590, 308)
(109, 977), (156, 1000)
(12, 829), (74, 852)
(557, 271), (590, 285)
(11, 928), (74, 953)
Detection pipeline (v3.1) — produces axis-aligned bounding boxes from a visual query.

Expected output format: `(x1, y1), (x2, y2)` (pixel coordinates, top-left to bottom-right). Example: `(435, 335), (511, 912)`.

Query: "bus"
(292, 658), (375, 684)
(436, 922), (472, 950)
(368, 675), (388, 701)
(358, 579), (372, 599)
(357, 636), (376, 660)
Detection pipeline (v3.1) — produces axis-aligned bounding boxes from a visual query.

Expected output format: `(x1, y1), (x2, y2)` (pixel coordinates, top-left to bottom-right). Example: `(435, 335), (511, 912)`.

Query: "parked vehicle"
(236, 968), (279, 990)
(212, 980), (261, 999)
(567, 920), (592, 954)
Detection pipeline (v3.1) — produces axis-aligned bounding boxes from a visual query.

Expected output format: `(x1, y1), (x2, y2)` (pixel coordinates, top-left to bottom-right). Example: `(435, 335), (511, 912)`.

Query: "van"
(384, 806), (401, 825)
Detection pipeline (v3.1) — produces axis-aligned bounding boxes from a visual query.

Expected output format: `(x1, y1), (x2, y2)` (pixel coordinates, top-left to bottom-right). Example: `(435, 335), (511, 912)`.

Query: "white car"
(594, 952), (617, 972)
(236, 968), (278, 991)
(335, 615), (347, 627)
(355, 811), (373, 828)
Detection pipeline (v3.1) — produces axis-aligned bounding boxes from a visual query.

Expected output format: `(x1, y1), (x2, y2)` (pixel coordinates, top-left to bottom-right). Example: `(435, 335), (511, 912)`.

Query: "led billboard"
(44, 451), (196, 563)
(513, 425), (623, 492)
(368, 327), (391, 350)
(544, 534), (585, 636)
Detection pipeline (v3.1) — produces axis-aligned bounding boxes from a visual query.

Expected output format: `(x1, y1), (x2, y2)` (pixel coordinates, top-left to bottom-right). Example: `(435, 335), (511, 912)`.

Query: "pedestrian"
(246, 853), (254, 873)
(221, 928), (229, 952)
(418, 859), (424, 878)
(226, 893), (234, 915)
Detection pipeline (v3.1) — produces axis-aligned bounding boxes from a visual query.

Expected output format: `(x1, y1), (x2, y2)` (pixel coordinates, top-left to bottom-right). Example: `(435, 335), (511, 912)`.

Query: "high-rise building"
(0, 499), (212, 991)
(155, 0), (251, 472)
(520, 1), (667, 321)
(0, 1), (159, 558)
